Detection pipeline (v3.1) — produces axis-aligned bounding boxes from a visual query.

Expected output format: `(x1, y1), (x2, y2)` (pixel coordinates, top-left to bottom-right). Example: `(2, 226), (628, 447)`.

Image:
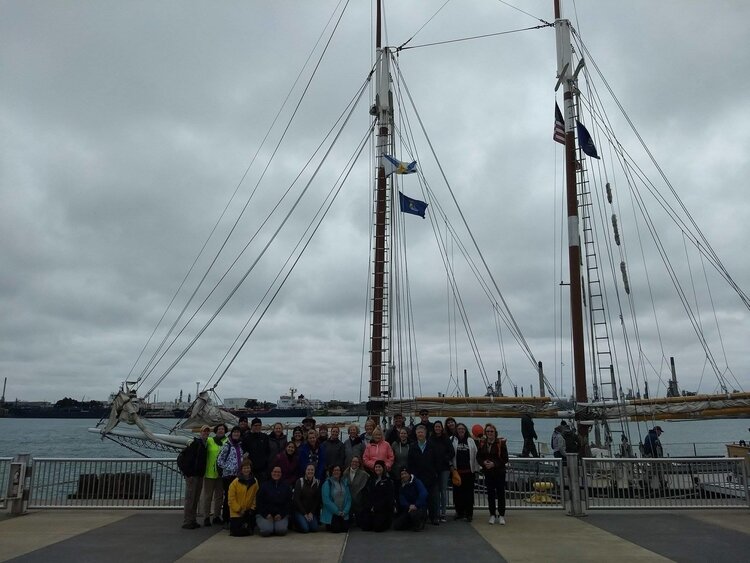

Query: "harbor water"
(1, 416), (748, 458)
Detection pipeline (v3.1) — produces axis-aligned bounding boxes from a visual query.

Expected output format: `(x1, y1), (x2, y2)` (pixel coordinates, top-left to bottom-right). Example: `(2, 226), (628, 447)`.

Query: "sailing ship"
(91, 1), (748, 454)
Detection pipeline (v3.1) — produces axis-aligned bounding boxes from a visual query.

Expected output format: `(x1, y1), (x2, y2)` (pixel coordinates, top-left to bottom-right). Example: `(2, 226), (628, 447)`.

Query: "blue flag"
(399, 192), (428, 218)
(576, 120), (600, 159)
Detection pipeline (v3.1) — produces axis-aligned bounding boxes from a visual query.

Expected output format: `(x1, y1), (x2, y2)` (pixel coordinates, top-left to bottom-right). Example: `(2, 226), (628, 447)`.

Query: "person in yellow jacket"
(228, 459), (259, 536)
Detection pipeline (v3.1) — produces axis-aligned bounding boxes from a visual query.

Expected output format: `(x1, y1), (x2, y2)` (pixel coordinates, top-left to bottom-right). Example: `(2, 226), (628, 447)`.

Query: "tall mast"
(369, 0), (392, 411)
(554, 0), (589, 438)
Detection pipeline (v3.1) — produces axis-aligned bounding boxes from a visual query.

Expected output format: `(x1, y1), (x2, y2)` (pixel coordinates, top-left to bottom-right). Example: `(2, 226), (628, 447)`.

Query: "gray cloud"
(1, 1), (748, 405)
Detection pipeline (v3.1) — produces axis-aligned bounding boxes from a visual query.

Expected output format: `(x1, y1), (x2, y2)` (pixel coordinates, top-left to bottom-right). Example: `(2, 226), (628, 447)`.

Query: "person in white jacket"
(450, 423), (480, 521)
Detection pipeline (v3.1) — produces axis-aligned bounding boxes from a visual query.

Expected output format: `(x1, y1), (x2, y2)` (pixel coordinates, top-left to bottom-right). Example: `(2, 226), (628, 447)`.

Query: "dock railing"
(581, 457), (750, 509)
(3, 454), (748, 512)
(0, 457), (12, 509)
(28, 457), (184, 509)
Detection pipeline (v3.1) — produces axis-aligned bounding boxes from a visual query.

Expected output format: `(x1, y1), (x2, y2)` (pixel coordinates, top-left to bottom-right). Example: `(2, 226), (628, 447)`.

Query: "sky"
(2, 1), (749, 406)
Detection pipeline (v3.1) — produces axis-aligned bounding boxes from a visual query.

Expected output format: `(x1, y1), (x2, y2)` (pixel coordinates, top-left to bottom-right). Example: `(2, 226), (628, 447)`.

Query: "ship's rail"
(581, 457), (749, 509)
(0, 457), (12, 509)
(28, 457), (184, 509)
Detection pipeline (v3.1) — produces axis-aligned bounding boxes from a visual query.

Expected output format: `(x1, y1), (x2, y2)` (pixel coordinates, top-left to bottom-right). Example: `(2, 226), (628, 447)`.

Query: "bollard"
(7, 453), (32, 516)
(566, 453), (584, 516)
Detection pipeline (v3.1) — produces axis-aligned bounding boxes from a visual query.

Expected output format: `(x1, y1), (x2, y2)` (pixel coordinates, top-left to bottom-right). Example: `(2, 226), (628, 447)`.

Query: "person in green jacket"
(202, 423), (228, 526)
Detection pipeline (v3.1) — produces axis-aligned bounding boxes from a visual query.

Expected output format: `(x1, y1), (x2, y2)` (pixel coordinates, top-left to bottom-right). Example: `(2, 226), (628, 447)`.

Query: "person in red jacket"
(476, 423), (509, 525)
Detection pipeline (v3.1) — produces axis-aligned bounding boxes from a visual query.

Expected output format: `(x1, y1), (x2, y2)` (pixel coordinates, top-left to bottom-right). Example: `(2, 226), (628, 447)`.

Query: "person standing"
(520, 413), (539, 457)
(201, 423), (227, 526)
(551, 423), (566, 458)
(386, 413), (410, 444)
(412, 409), (434, 437)
(298, 429), (327, 480)
(362, 427), (395, 473)
(180, 425), (209, 529)
(451, 422), (479, 521)
(642, 426), (664, 458)
(390, 427), (411, 482)
(408, 424), (439, 525)
(428, 421), (454, 522)
(227, 459), (259, 537)
(344, 424), (364, 468)
(360, 419), (377, 446)
(242, 417), (271, 482)
(217, 426), (244, 525)
(321, 426), (346, 470)
(274, 441), (299, 486)
(293, 463), (321, 533)
(321, 465), (352, 533)
(476, 423), (509, 525)
(255, 466), (293, 537)
(268, 422), (288, 462)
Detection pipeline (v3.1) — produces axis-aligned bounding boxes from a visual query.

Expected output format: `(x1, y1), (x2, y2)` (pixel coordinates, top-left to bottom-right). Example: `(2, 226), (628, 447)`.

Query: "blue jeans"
(437, 469), (450, 516)
(294, 512), (319, 533)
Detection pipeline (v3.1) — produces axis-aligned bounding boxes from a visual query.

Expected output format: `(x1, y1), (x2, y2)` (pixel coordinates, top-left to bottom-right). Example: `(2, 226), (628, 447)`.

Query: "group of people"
(179, 409), (511, 535)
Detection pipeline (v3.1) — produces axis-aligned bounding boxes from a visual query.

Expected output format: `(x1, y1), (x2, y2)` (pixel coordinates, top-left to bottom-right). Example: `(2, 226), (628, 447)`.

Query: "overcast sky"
(2, 1), (749, 405)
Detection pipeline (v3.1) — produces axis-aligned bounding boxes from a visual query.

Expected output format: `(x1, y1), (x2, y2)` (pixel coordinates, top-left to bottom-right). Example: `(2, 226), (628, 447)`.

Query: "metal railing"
(0, 457), (11, 509)
(450, 457), (565, 511)
(28, 458), (185, 509)
(581, 457), (750, 509)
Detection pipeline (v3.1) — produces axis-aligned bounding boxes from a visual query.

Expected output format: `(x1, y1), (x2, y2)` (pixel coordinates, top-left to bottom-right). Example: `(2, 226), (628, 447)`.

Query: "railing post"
(566, 453), (584, 516)
(7, 453), (32, 516)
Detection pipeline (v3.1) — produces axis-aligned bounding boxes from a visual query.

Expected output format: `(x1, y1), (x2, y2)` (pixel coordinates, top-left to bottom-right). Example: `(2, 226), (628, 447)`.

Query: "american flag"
(553, 103), (566, 144)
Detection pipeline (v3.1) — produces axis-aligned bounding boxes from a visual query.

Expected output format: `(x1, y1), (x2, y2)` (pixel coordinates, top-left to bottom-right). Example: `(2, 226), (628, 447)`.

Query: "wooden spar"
(369, 0), (390, 409)
(554, 0), (589, 439)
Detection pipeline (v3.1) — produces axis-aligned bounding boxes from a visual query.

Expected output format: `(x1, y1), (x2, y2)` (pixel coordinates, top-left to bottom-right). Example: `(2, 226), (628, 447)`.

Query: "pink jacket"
(362, 440), (394, 471)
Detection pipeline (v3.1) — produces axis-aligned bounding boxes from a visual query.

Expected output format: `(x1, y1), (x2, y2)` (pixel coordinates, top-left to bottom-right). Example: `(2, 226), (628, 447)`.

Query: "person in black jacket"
(407, 425), (439, 525)
(429, 420), (455, 522)
(359, 460), (394, 532)
(521, 413), (539, 457)
(181, 425), (210, 529)
(293, 463), (321, 533)
(255, 465), (293, 536)
(242, 417), (271, 482)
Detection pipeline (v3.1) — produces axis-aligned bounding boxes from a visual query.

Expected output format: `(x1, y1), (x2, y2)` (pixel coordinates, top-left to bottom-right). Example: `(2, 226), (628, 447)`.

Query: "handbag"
(450, 468), (462, 487)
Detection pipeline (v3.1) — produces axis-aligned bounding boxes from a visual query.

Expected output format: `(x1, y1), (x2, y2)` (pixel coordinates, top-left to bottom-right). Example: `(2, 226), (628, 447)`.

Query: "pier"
(1, 508), (749, 562)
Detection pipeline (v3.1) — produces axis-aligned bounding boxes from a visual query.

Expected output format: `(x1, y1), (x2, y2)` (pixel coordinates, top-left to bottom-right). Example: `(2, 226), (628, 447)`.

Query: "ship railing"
(580, 457), (750, 509)
(0, 457), (12, 509)
(27, 457), (184, 509)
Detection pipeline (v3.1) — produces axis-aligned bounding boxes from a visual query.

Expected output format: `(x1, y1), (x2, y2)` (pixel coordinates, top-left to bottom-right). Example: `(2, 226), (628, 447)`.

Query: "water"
(1, 416), (748, 459)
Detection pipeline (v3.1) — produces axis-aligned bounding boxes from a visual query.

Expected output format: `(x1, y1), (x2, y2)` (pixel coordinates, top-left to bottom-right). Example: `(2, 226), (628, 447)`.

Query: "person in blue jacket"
(393, 466), (428, 531)
(297, 429), (327, 480)
(320, 464), (351, 533)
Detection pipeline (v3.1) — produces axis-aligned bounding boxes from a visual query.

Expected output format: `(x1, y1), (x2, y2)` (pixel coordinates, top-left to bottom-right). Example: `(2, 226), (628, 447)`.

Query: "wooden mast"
(369, 0), (391, 412)
(554, 0), (589, 441)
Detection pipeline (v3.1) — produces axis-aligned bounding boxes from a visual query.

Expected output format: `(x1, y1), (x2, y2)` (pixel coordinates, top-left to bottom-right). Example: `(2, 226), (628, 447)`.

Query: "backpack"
(177, 441), (195, 476)
(564, 431), (580, 454)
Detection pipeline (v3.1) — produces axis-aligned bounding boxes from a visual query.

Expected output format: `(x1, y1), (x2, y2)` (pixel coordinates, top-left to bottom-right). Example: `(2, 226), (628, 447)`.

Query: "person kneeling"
(321, 465), (351, 533)
(228, 459), (259, 537)
(293, 463), (321, 533)
(255, 466), (293, 537)
(393, 467), (428, 532)
(359, 460), (394, 532)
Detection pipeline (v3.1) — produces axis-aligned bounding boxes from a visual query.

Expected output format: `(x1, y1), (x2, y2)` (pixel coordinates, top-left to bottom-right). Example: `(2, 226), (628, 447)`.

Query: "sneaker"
(203, 518), (211, 527)
(439, 515), (447, 522)
(498, 516), (506, 525)
(488, 515), (496, 525)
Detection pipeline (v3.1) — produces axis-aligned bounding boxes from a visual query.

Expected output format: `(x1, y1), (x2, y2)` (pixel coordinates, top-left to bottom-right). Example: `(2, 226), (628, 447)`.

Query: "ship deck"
(1, 508), (748, 562)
